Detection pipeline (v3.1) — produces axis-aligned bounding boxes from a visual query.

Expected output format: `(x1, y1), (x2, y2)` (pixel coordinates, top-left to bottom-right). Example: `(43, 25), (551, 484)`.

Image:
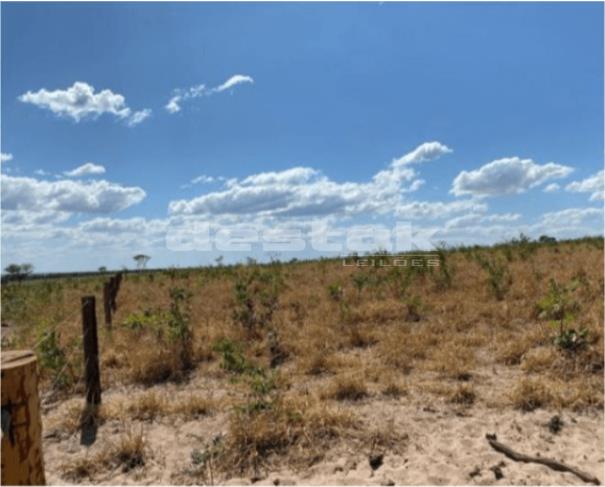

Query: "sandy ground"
(40, 365), (604, 486)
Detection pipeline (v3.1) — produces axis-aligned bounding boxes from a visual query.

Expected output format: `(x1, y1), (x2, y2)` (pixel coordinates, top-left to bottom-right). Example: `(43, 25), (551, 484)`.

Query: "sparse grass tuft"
(510, 378), (554, 411)
(381, 379), (407, 399)
(218, 396), (356, 474)
(126, 391), (167, 421)
(171, 394), (215, 418)
(322, 375), (368, 401)
(448, 384), (476, 405)
(108, 427), (147, 472)
(60, 427), (147, 481)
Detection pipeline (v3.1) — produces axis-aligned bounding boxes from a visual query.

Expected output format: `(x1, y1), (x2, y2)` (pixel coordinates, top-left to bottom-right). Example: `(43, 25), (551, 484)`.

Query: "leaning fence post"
(81, 296), (101, 405)
(103, 282), (112, 329)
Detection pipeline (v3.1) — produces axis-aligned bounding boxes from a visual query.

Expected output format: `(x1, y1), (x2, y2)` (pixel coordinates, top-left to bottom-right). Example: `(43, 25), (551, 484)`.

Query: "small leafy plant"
(433, 246), (453, 291)
(327, 282), (344, 302)
(36, 328), (74, 389)
(233, 267), (284, 337)
(536, 279), (586, 351)
(212, 338), (259, 375)
(475, 253), (512, 300)
(405, 295), (423, 322)
(167, 287), (194, 369)
(351, 273), (370, 296)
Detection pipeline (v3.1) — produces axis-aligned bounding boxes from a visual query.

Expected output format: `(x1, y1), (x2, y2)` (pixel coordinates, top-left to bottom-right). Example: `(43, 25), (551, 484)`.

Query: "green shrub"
(351, 273), (370, 296)
(327, 282), (344, 302)
(233, 267), (284, 337)
(433, 246), (453, 291)
(475, 253), (512, 300)
(36, 328), (74, 389)
(405, 295), (423, 322)
(212, 339), (258, 375)
(168, 287), (194, 369)
(536, 279), (586, 351)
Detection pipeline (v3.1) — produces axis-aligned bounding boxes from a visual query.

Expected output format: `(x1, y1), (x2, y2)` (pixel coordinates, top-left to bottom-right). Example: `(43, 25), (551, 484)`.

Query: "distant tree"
(133, 254), (150, 270)
(98, 266), (107, 273)
(4, 264), (22, 276)
(214, 255), (224, 267)
(20, 263), (33, 276)
(539, 235), (557, 244)
(4, 263), (33, 281)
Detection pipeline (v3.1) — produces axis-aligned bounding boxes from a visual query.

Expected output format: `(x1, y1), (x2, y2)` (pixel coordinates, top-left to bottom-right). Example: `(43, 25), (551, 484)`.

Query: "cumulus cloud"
(451, 157), (573, 197)
(19, 82), (151, 126)
(76, 217), (169, 246)
(165, 74), (254, 113)
(2, 209), (71, 226)
(395, 199), (487, 220)
(1, 174), (145, 214)
(168, 142), (449, 217)
(1, 153), (13, 163)
(445, 212), (521, 229)
(565, 170), (604, 201)
(543, 183), (560, 193)
(539, 207), (603, 227)
(64, 162), (106, 178)
(392, 141), (453, 166)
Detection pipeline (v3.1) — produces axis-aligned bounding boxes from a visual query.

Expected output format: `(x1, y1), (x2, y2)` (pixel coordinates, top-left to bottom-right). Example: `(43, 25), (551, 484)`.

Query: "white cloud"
(451, 157), (573, 197)
(165, 74), (254, 113)
(565, 170), (604, 201)
(213, 74), (254, 93)
(238, 167), (319, 187)
(445, 212), (520, 229)
(1, 153), (13, 163)
(392, 141), (452, 166)
(168, 142), (448, 217)
(77, 217), (169, 244)
(395, 199), (487, 220)
(64, 162), (106, 178)
(165, 97), (183, 114)
(539, 207), (603, 227)
(543, 183), (560, 193)
(191, 175), (215, 184)
(2, 209), (71, 226)
(181, 174), (221, 189)
(127, 109), (152, 127)
(19, 82), (151, 127)
(1, 174), (145, 214)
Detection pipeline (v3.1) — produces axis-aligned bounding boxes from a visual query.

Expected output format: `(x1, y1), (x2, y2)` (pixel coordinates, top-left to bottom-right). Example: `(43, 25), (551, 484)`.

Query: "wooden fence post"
(103, 282), (112, 329)
(109, 275), (117, 313)
(113, 273), (122, 311)
(81, 296), (101, 405)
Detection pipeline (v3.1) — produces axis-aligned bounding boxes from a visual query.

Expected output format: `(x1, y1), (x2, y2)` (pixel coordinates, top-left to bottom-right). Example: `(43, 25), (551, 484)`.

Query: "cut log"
(1, 350), (46, 485)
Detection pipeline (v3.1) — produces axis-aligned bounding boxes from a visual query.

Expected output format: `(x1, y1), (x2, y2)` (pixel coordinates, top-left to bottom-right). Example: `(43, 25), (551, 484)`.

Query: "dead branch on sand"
(485, 433), (601, 485)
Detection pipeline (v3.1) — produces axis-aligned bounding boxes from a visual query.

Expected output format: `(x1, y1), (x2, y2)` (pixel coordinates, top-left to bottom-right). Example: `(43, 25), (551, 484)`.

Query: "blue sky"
(1, 2), (603, 272)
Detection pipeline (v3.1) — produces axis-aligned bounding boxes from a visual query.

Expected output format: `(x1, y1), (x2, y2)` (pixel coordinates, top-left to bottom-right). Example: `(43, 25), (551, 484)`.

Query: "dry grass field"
(1, 236), (604, 485)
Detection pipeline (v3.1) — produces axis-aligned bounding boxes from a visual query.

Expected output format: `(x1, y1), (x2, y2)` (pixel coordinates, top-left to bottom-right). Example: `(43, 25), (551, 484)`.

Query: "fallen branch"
(485, 434), (601, 485)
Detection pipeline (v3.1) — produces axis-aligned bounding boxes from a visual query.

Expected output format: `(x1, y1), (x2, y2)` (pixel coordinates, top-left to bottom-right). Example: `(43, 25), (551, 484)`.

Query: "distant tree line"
(3, 263), (34, 280)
